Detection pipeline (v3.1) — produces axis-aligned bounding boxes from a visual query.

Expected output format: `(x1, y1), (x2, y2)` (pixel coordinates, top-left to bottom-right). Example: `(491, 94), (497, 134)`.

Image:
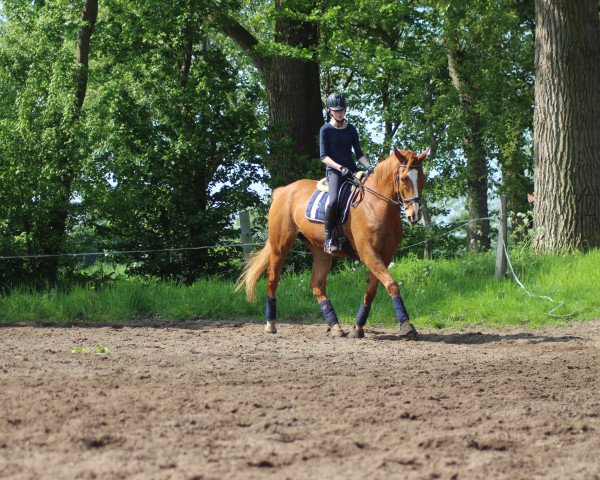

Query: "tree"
(0, 0), (97, 285)
(82, 0), (266, 281)
(214, 0), (324, 187)
(533, 0), (600, 251)
(0, 0), (266, 285)
(321, 1), (534, 255)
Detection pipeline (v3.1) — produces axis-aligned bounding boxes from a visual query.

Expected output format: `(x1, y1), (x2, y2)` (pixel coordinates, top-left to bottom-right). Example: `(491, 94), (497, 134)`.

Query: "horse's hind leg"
(309, 247), (346, 337)
(264, 229), (296, 334)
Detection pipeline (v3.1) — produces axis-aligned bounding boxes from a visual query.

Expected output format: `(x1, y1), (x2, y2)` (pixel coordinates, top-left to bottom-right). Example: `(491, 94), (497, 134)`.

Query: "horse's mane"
(371, 151), (400, 187)
(372, 149), (415, 184)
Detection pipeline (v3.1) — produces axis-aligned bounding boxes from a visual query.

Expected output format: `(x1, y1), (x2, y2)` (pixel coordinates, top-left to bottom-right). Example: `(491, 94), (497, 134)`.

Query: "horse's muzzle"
(405, 201), (421, 225)
(406, 213), (421, 225)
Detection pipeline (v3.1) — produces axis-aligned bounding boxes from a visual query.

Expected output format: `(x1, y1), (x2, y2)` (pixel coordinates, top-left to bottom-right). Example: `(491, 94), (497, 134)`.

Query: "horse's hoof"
(398, 321), (417, 339)
(327, 326), (347, 338)
(347, 327), (365, 339)
(264, 321), (277, 334)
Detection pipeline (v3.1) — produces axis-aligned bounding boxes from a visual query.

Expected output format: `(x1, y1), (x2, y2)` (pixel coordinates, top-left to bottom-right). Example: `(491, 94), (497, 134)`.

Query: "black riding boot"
(324, 205), (338, 253)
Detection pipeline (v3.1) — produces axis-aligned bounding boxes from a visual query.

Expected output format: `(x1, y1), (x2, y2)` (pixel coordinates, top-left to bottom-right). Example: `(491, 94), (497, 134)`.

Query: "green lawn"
(1, 249), (598, 329)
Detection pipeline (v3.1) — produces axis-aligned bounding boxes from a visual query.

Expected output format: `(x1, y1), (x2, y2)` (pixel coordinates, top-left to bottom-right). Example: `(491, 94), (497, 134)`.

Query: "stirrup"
(324, 239), (339, 254)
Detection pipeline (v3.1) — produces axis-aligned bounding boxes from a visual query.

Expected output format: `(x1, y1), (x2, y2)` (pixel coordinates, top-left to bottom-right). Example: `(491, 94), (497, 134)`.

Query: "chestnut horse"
(237, 146), (429, 338)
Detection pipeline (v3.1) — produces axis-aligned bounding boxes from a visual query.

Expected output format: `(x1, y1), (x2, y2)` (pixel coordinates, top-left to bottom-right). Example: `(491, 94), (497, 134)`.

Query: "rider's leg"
(324, 170), (341, 253)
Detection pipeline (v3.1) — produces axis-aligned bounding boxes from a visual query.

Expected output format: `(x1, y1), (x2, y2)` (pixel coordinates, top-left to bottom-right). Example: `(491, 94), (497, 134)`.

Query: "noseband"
(352, 162), (423, 210)
(395, 163), (423, 208)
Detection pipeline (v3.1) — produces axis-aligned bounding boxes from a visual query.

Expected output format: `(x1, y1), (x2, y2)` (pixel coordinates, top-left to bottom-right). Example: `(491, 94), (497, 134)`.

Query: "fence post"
(495, 196), (508, 279)
(239, 211), (253, 259)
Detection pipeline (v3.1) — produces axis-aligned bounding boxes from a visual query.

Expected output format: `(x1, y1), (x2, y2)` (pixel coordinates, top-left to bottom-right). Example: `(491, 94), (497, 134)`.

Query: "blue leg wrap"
(266, 296), (276, 321)
(319, 299), (339, 327)
(392, 295), (409, 323)
(355, 303), (371, 327)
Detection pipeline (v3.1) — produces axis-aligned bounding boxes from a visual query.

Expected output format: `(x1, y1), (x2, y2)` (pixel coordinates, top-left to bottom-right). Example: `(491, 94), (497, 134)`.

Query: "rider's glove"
(339, 166), (349, 176)
(367, 165), (375, 175)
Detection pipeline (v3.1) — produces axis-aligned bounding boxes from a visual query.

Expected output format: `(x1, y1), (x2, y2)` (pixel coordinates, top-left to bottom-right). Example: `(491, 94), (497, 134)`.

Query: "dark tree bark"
(447, 49), (491, 252)
(422, 79), (442, 260)
(218, 7), (323, 187)
(421, 197), (434, 260)
(533, 0), (600, 251)
(75, 0), (98, 110)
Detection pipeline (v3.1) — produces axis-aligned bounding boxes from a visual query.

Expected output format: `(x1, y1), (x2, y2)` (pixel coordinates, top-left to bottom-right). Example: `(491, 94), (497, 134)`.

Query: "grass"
(69, 343), (111, 354)
(1, 249), (599, 330)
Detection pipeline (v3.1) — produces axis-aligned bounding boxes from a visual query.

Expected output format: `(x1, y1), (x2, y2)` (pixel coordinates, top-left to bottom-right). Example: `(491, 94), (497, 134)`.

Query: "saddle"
(304, 171), (366, 225)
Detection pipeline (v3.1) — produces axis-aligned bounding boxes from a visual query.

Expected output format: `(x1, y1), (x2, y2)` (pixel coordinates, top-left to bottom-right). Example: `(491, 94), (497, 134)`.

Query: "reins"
(352, 163), (422, 208)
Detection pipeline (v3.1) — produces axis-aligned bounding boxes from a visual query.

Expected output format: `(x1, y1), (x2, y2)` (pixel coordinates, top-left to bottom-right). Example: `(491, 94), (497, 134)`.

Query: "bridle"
(394, 163), (423, 208)
(353, 162), (423, 209)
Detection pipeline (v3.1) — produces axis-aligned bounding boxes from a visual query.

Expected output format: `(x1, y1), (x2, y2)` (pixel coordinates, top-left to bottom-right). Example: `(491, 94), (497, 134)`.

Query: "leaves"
(0, 0), (538, 286)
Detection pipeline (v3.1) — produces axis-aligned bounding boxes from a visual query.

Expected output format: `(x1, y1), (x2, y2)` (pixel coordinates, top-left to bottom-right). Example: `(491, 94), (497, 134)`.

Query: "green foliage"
(2, 250), (599, 329)
(0, 0), (267, 287)
(0, 0), (91, 285)
(81, 1), (269, 280)
(318, 0), (534, 232)
(70, 346), (92, 354)
(70, 343), (110, 354)
(0, 0), (543, 287)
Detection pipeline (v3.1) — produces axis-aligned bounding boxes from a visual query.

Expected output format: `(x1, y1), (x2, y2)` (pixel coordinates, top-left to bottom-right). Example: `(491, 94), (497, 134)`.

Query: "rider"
(319, 92), (374, 253)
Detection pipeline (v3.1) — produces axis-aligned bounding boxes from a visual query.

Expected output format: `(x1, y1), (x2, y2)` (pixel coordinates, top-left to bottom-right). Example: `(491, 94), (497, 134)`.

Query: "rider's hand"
(339, 166), (349, 176)
(367, 165), (375, 175)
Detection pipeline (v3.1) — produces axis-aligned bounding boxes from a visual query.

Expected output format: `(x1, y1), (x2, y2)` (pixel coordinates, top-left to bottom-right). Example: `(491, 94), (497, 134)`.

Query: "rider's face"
(329, 108), (346, 121)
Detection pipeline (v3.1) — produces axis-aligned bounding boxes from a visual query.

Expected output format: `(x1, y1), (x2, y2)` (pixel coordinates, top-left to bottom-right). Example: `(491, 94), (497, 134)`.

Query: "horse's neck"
(369, 174), (395, 197)
(362, 170), (400, 216)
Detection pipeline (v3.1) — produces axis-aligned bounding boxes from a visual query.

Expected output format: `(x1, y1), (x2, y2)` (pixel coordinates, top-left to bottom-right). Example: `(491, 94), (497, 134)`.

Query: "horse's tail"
(235, 240), (271, 303)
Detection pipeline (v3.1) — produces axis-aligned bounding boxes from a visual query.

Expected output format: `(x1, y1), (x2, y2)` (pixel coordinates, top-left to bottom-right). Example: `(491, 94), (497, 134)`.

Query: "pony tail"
(235, 241), (271, 303)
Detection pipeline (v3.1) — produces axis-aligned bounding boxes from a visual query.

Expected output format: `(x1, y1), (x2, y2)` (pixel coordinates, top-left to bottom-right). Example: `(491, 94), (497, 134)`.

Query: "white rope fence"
(0, 214), (573, 319)
(0, 242), (258, 260)
(0, 217), (491, 260)
(502, 243), (572, 318)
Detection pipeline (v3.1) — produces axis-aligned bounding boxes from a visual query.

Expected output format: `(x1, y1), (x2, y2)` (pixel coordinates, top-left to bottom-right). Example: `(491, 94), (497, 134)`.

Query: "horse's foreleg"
(360, 253), (417, 338)
(309, 249), (345, 337)
(348, 273), (379, 339)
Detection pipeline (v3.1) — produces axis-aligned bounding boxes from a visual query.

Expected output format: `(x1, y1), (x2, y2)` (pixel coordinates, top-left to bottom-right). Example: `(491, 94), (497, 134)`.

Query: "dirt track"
(1, 320), (600, 480)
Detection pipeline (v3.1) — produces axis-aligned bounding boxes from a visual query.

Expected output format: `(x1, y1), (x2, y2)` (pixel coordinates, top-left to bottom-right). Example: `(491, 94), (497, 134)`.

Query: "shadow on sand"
(1, 318), (586, 346)
(367, 329), (583, 345)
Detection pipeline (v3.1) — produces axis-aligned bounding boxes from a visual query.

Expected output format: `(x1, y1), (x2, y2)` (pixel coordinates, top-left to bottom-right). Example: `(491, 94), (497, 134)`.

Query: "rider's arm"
(357, 156), (370, 169)
(321, 156), (345, 172)
(320, 126), (346, 172)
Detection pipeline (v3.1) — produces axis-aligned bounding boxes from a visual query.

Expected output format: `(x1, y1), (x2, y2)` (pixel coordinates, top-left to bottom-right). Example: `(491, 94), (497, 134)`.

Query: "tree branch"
(75, 0), (98, 110)
(215, 14), (269, 72)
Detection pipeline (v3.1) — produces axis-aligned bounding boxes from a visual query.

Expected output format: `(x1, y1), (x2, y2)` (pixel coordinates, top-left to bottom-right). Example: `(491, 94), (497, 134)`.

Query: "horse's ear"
(393, 145), (407, 162)
(417, 148), (430, 161)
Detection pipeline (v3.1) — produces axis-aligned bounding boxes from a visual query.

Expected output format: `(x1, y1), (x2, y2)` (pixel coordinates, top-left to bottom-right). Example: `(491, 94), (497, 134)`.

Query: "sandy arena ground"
(1, 319), (600, 479)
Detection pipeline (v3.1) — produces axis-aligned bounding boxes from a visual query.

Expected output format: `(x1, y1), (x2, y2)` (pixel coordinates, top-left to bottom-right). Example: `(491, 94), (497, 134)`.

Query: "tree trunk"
(218, 8), (323, 187)
(533, 0), (600, 251)
(421, 197), (433, 260)
(264, 57), (323, 185)
(422, 79), (441, 260)
(40, 0), (98, 283)
(447, 49), (491, 252)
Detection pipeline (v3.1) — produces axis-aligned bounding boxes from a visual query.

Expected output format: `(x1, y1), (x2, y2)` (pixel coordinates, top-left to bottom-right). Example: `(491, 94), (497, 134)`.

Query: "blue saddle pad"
(305, 180), (357, 224)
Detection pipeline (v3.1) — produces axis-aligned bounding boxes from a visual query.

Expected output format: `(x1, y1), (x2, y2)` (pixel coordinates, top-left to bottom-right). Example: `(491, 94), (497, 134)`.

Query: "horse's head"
(393, 146), (429, 224)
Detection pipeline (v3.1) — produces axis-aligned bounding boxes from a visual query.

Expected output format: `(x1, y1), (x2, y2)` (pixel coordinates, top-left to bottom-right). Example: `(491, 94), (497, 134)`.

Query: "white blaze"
(407, 169), (420, 220)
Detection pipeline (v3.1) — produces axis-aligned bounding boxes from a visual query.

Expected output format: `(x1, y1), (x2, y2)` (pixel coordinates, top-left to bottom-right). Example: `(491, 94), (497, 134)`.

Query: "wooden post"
(495, 196), (508, 279)
(239, 211), (253, 259)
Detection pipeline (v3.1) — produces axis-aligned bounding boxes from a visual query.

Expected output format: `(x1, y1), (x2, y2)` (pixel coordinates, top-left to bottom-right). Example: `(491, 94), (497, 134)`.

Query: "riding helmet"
(326, 92), (347, 111)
